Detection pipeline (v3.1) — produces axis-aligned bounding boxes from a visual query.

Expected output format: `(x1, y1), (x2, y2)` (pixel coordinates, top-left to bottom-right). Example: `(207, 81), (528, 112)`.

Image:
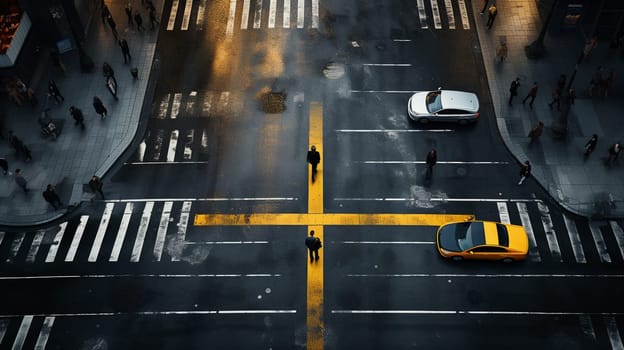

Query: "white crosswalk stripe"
(8, 232), (25, 261)
(34, 316), (55, 350)
(12, 316), (33, 350)
(154, 201), (174, 261)
(88, 202), (114, 262)
(515, 202), (541, 262)
(497, 202), (510, 224)
(25, 230), (45, 263)
(536, 202), (562, 262)
(110, 202), (133, 262)
(589, 222), (612, 263)
(131, 202), (154, 262)
(46, 222), (67, 263)
(65, 215), (88, 262)
(610, 221), (624, 260)
(0, 318), (7, 344)
(563, 214), (586, 263)
(171, 201), (192, 262)
(605, 316), (624, 350)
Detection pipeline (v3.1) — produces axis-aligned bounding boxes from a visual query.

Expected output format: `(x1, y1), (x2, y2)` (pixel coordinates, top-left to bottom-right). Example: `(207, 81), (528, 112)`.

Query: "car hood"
(437, 225), (461, 252)
(408, 92), (429, 115)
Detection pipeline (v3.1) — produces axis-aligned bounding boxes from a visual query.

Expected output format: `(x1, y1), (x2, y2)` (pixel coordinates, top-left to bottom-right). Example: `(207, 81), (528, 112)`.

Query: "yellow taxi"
(436, 220), (529, 262)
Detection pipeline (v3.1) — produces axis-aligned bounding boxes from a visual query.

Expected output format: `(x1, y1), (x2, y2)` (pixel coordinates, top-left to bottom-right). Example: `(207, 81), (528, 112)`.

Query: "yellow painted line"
(194, 213), (473, 226)
(306, 226), (324, 350)
(308, 102), (323, 214)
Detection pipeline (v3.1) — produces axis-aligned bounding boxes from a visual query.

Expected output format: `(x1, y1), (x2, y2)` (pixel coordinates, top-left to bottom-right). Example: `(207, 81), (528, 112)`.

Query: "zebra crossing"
(0, 200), (623, 266)
(164, 0), (470, 34)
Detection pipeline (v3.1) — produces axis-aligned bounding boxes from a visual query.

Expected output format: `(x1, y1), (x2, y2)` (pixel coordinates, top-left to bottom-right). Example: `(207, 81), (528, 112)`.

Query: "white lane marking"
(268, 0), (276, 28)
(157, 94), (170, 119)
(338, 241), (435, 245)
(393, 39), (411, 42)
(444, 0), (455, 29)
(335, 129), (452, 133)
(416, 0), (428, 29)
(171, 201), (192, 262)
(252, 0), (262, 29)
(605, 316), (624, 350)
(218, 92), (230, 113)
(563, 215), (587, 263)
(516, 202), (541, 262)
(579, 315), (596, 341)
(26, 230), (45, 263)
(185, 91), (197, 114)
(346, 273), (624, 278)
(183, 129), (194, 160)
(195, 0), (206, 30)
(171, 93), (182, 119)
(457, 0), (470, 29)
(88, 202), (114, 262)
(154, 201), (173, 261)
(12, 315), (33, 350)
(282, 0), (290, 28)
(0, 318), (7, 345)
(332, 310), (624, 316)
(361, 63), (412, 67)
(497, 202), (510, 224)
(0, 232), (4, 247)
(65, 216), (88, 262)
(131, 201), (154, 262)
(311, 0), (318, 28)
(226, 0), (237, 36)
(126, 161), (211, 165)
(350, 90), (416, 93)
(201, 129), (209, 150)
(355, 161), (509, 165)
(46, 222), (67, 263)
(8, 232), (25, 260)
(181, 0), (193, 30)
(335, 197), (540, 203)
(152, 129), (164, 161)
(0, 273), (282, 281)
(166, 130), (179, 162)
(185, 241), (269, 244)
(241, 0), (250, 29)
(166, 0), (180, 31)
(202, 91), (215, 114)
(296, 0), (304, 28)
(430, 0), (441, 29)
(34, 316), (55, 350)
(589, 222), (611, 263)
(105, 197), (297, 203)
(110, 203), (133, 262)
(537, 201), (562, 262)
(610, 221), (624, 260)
(0, 310), (296, 318)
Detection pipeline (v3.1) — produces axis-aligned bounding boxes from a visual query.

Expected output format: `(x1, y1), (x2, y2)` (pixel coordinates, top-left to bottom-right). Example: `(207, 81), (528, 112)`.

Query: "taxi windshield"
(426, 91), (443, 113)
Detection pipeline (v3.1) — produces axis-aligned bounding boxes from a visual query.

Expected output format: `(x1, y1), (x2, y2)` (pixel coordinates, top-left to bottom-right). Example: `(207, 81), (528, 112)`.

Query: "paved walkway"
(473, 0), (624, 218)
(0, 0), (161, 227)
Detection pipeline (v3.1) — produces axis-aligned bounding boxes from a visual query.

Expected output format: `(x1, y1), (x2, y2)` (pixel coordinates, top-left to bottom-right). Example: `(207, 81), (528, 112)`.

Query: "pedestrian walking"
(48, 80), (64, 104)
(496, 41), (508, 62)
(304, 230), (322, 262)
(101, 4), (110, 23)
(588, 66), (603, 97)
(508, 77), (520, 106)
(20, 143), (32, 162)
(548, 87), (561, 111)
(0, 157), (8, 175)
(486, 4), (497, 29)
(14, 168), (28, 192)
(70, 106), (85, 129)
(134, 12), (145, 31)
(607, 142), (622, 165)
(119, 38), (131, 63)
(42, 184), (62, 209)
(89, 175), (105, 199)
(102, 62), (115, 78)
(106, 14), (118, 39)
(584, 134), (598, 156)
(522, 82), (538, 109)
(518, 161), (531, 185)
(480, 0), (490, 14)
(106, 75), (119, 100)
(528, 121), (544, 146)
(125, 3), (133, 26)
(93, 96), (108, 119)
(425, 148), (437, 178)
(148, 6), (159, 29)
(307, 145), (321, 182)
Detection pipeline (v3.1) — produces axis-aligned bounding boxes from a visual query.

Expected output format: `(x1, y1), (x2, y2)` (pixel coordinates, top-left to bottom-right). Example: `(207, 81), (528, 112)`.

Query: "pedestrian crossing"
(164, 0), (470, 34)
(0, 200), (623, 266)
(153, 91), (234, 120)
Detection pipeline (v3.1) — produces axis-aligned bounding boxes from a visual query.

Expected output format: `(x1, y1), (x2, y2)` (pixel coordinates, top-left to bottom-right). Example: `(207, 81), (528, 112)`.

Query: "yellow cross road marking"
(193, 101), (472, 349)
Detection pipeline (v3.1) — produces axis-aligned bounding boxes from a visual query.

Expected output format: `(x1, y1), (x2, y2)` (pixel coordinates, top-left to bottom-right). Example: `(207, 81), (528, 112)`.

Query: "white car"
(407, 89), (480, 124)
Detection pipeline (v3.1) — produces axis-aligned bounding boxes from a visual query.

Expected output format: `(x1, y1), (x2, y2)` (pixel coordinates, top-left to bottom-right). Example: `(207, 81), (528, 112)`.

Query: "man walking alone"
(307, 145), (321, 182)
(305, 230), (322, 262)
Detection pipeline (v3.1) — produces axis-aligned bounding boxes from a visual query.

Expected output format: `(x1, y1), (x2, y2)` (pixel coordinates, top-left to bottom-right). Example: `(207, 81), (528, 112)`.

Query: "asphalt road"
(2, 0), (624, 349)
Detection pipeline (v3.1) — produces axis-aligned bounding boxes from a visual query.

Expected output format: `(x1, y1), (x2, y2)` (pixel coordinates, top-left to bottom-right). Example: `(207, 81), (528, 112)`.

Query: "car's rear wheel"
(452, 256), (463, 261)
(419, 117), (430, 124)
(502, 258), (514, 263)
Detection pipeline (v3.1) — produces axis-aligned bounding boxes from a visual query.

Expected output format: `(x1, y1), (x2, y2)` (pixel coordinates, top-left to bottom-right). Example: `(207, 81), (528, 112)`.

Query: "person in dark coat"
(0, 157), (8, 175)
(125, 3), (133, 26)
(134, 12), (145, 31)
(103, 62), (115, 78)
(518, 161), (531, 185)
(486, 4), (497, 29)
(522, 82), (538, 109)
(307, 145), (321, 182)
(42, 184), (62, 209)
(106, 14), (118, 38)
(70, 106), (85, 129)
(607, 142), (622, 165)
(48, 80), (64, 104)
(119, 38), (131, 63)
(584, 134), (598, 156)
(508, 77), (520, 106)
(93, 96), (108, 119)
(528, 121), (544, 146)
(14, 168), (28, 192)
(304, 230), (322, 262)
(426, 148), (437, 178)
(89, 175), (105, 199)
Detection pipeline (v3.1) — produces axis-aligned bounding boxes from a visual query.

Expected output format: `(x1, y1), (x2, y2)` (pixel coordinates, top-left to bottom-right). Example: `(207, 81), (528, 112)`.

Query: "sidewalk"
(0, 0), (162, 227)
(473, 0), (624, 219)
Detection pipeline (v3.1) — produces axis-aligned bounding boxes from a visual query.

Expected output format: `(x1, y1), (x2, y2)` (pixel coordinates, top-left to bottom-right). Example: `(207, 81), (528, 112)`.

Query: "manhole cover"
(260, 92), (286, 113)
(323, 62), (345, 79)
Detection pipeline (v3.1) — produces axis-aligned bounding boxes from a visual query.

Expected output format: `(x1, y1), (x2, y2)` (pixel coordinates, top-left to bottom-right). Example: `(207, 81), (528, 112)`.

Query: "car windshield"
(456, 222), (486, 251)
(426, 91), (443, 113)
